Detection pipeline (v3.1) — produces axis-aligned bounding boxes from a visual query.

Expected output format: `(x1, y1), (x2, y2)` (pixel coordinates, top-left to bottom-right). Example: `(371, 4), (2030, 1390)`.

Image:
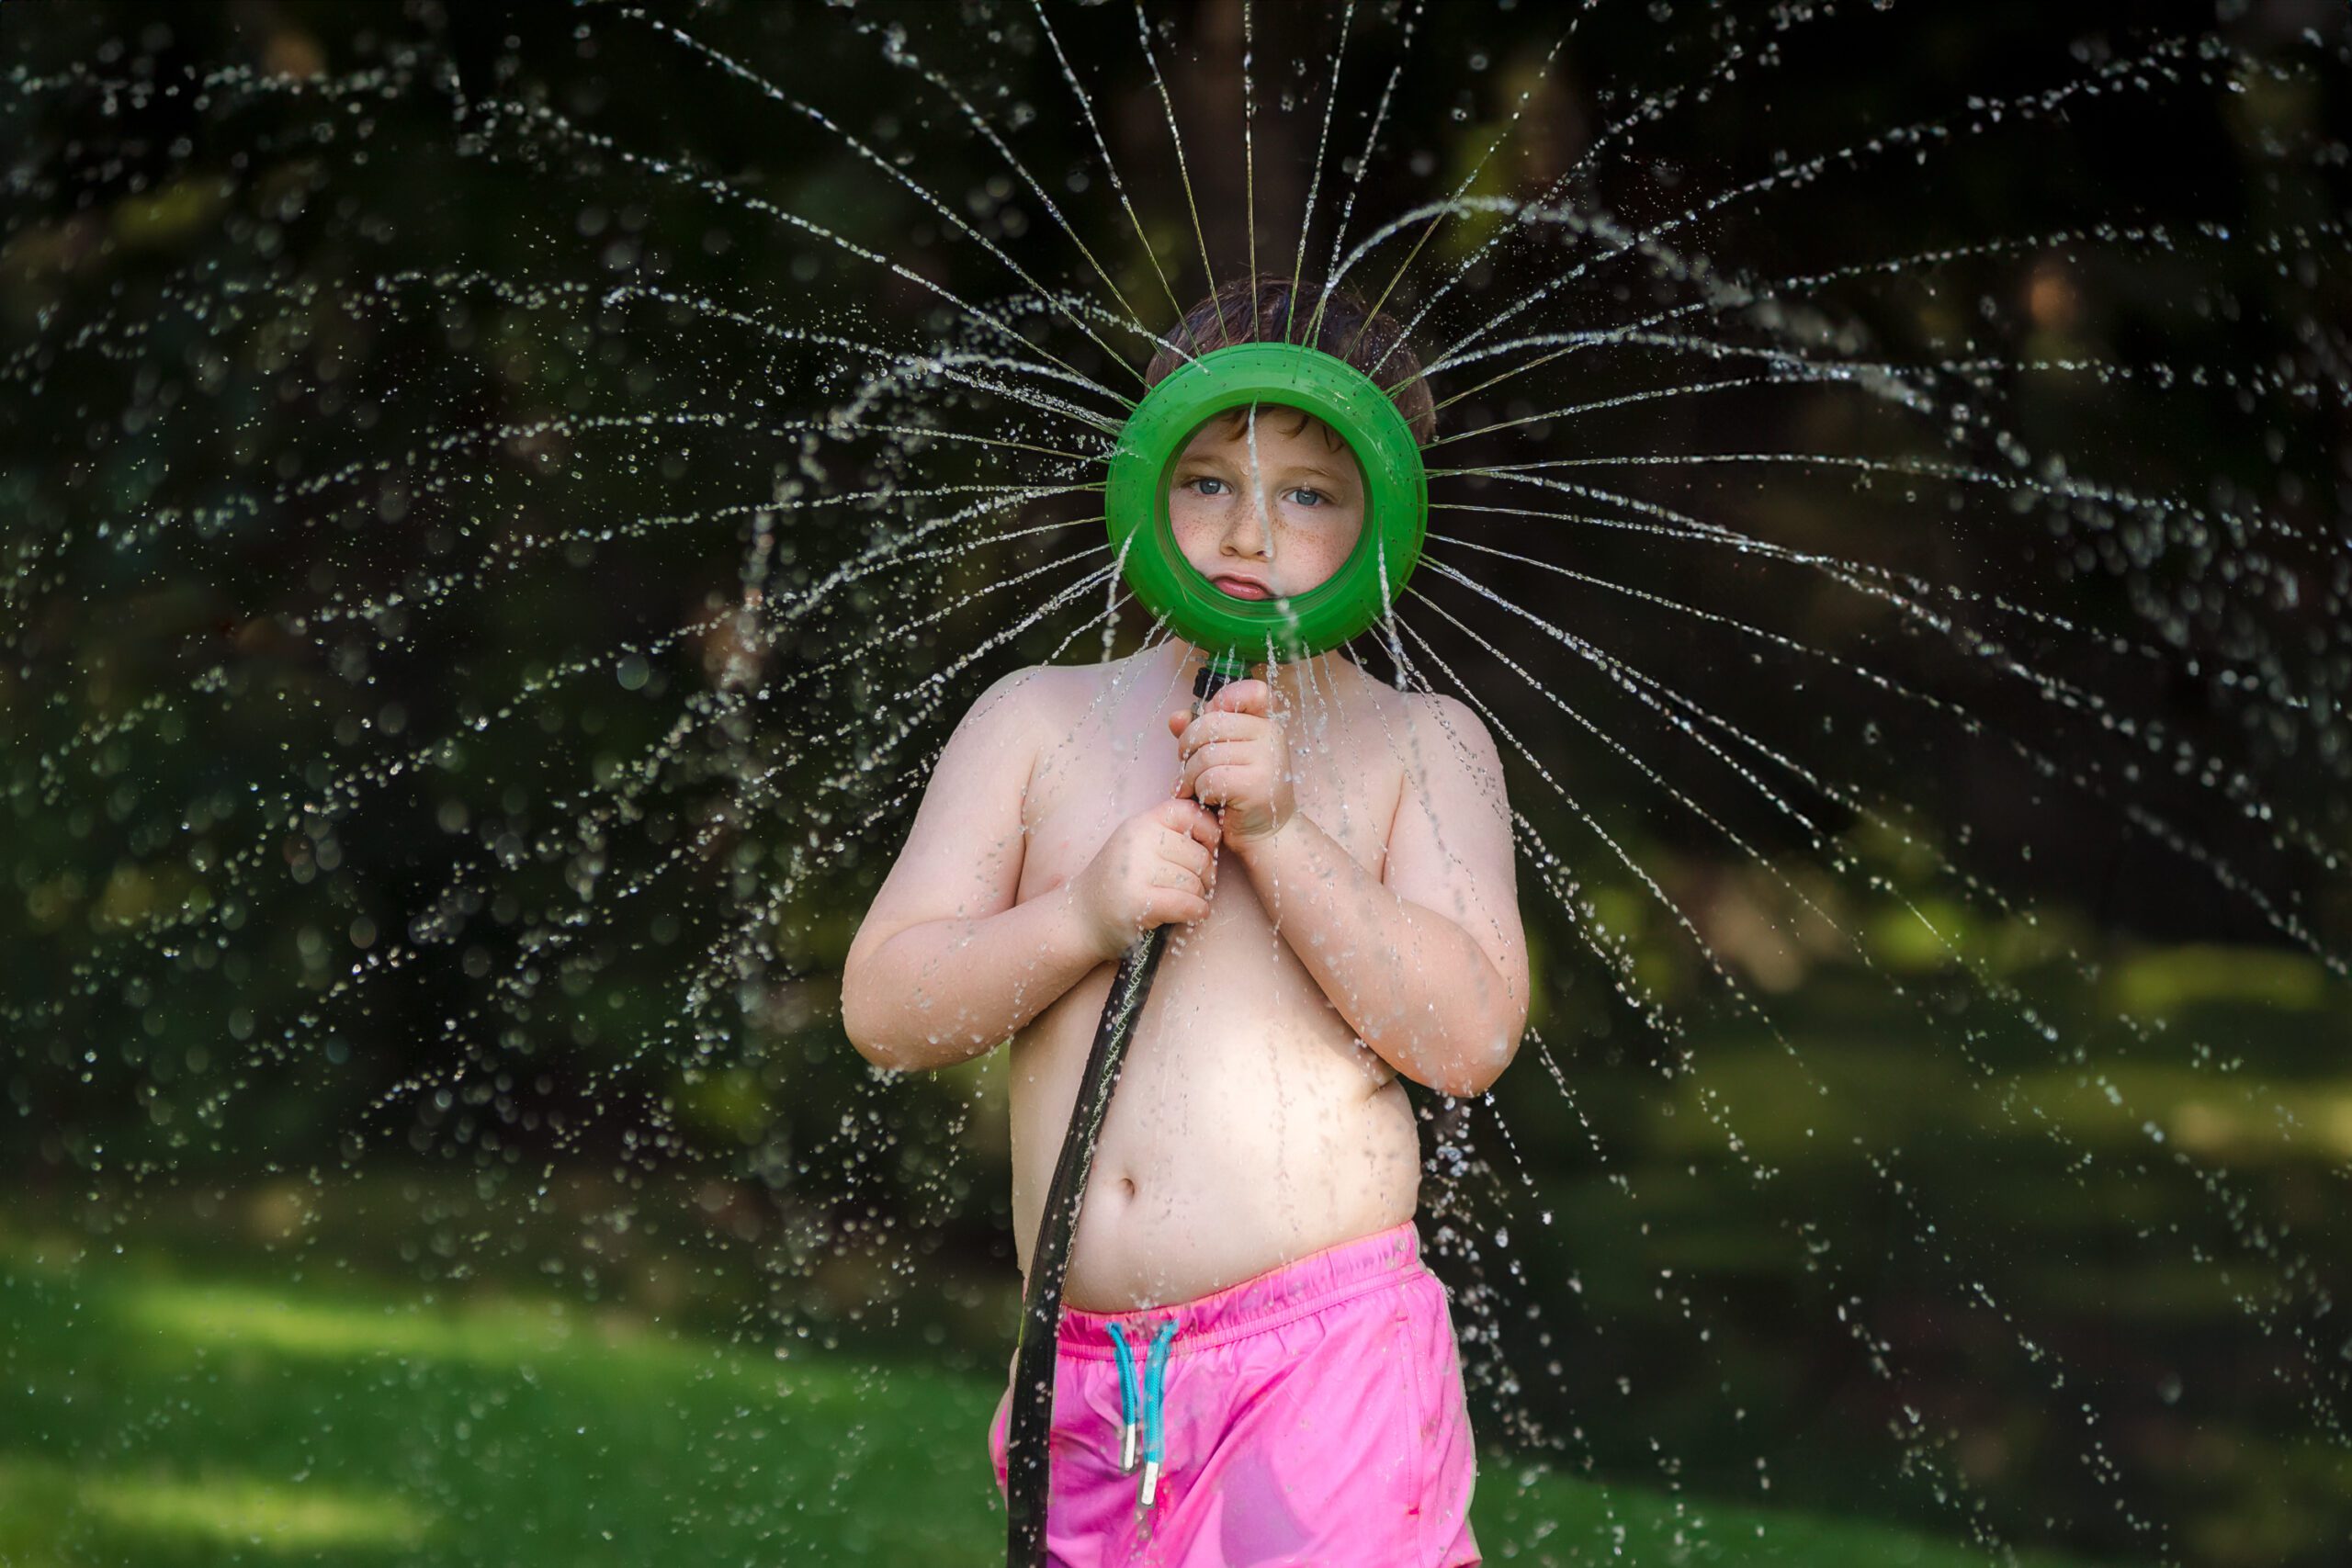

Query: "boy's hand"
(1069, 796), (1224, 960)
(1168, 678), (1295, 854)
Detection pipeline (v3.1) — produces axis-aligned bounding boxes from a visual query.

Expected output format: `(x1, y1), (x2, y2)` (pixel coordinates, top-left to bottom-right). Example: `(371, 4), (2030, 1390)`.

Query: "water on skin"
(4, 6), (2348, 1564)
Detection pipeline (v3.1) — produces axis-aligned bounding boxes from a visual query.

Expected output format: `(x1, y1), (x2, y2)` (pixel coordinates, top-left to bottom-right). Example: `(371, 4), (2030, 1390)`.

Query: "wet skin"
(841, 407), (1525, 1327)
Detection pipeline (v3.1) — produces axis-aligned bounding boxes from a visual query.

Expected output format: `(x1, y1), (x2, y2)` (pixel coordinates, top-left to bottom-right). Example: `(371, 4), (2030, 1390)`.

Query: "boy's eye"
(1286, 487), (1326, 507)
(1186, 476), (1228, 497)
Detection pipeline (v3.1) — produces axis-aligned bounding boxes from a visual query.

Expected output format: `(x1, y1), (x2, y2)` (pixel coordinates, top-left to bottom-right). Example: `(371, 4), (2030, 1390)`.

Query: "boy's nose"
(1222, 489), (1272, 560)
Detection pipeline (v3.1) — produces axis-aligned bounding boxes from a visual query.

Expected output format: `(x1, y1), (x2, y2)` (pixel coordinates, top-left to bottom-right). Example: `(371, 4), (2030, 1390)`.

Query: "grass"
(0, 1224), (2132, 1567)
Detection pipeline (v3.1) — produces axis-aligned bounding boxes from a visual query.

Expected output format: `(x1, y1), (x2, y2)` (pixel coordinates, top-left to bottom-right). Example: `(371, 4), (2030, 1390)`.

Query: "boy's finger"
(1155, 828), (1193, 864)
(1177, 712), (1261, 749)
(1168, 836), (1212, 877)
(1159, 889), (1211, 926)
(1206, 679), (1271, 716)
(1222, 679), (1271, 711)
(1192, 762), (1242, 807)
(1169, 800), (1222, 848)
(1175, 809), (1219, 850)
(1175, 752), (1201, 801)
(1163, 860), (1204, 893)
(1179, 736), (1251, 773)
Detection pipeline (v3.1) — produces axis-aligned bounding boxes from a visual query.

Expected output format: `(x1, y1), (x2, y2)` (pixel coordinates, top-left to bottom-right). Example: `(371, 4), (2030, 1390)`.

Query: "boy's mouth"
(1212, 575), (1272, 600)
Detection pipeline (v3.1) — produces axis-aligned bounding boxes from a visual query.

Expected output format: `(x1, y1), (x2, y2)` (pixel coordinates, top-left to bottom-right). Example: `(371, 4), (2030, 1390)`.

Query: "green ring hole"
(1104, 342), (1428, 676)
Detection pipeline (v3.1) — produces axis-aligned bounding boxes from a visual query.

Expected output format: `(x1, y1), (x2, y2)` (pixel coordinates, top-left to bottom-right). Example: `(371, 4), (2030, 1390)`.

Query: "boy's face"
(1165, 405), (1365, 602)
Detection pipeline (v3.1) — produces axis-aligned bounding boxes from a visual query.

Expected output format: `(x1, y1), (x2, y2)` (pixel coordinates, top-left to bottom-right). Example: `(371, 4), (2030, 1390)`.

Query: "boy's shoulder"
(1397, 688), (1491, 747)
(953, 660), (1091, 734)
(1389, 687), (1510, 817)
(1348, 676), (1493, 760)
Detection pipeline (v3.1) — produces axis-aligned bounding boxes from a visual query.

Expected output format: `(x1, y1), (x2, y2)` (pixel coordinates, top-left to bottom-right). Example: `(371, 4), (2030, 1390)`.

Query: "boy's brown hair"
(1143, 275), (1439, 448)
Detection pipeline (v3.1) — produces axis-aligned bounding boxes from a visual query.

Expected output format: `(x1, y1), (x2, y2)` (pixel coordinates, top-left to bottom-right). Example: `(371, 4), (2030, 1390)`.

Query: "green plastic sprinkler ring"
(1103, 341), (1429, 677)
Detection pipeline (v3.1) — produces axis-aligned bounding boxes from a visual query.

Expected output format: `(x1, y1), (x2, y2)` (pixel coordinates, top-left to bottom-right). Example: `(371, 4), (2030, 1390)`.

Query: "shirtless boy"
(841, 276), (1527, 1566)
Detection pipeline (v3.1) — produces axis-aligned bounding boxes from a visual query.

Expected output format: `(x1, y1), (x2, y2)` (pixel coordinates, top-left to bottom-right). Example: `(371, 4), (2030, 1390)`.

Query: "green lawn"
(0, 1229), (2117, 1567)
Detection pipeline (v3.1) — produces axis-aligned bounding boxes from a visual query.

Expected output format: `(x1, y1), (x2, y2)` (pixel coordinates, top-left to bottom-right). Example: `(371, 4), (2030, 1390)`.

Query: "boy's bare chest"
(1015, 666), (1408, 903)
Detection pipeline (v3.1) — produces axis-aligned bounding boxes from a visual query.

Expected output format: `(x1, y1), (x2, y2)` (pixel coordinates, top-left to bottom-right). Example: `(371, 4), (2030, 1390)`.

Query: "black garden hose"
(1007, 658), (1233, 1567)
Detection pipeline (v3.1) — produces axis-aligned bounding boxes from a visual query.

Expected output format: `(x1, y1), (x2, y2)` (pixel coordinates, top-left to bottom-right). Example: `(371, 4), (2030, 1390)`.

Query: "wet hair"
(1143, 275), (1439, 448)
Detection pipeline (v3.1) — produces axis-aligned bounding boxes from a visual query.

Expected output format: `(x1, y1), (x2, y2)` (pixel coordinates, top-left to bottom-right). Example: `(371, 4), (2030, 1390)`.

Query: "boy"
(841, 276), (1527, 1566)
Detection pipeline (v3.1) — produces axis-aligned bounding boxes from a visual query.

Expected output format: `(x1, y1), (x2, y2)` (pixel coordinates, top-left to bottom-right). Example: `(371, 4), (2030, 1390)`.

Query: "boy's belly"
(1005, 952), (1424, 1314)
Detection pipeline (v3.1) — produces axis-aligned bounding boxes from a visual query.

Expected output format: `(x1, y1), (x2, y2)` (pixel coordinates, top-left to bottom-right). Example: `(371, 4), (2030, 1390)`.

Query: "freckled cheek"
(1166, 501), (1216, 566)
(1285, 509), (1363, 583)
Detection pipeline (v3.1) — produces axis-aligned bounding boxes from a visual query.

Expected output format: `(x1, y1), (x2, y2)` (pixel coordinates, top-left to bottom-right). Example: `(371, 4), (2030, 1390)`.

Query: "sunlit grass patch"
(83, 1463), (435, 1552)
(0, 1224), (831, 1404)
(104, 1269), (879, 1413)
(2106, 944), (2334, 1018)
(2000, 1061), (2352, 1163)
(0, 1453), (434, 1557)
(120, 1276), (583, 1368)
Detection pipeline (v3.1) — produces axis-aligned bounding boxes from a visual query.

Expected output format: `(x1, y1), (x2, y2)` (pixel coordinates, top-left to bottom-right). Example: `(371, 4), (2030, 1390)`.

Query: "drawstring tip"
(1118, 1421), (1139, 1472)
(1139, 1458), (1161, 1508)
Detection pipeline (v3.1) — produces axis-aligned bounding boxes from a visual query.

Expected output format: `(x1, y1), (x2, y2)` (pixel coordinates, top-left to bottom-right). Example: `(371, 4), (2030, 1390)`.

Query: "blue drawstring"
(1107, 1323), (1142, 1472)
(1140, 1319), (1177, 1506)
(1105, 1319), (1181, 1512)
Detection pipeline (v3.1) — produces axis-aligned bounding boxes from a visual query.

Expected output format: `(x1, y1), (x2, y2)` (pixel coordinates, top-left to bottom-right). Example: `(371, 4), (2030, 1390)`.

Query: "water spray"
(1007, 341), (1428, 1563)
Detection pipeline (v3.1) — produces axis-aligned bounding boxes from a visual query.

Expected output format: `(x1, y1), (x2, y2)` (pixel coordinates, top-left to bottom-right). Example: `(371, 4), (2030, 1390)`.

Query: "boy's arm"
(1231, 692), (1528, 1098)
(842, 662), (1213, 1066)
(840, 668), (1106, 1073)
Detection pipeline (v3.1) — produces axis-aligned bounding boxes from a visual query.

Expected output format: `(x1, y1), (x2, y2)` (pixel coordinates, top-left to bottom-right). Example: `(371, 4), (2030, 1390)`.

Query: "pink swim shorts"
(988, 1219), (1481, 1566)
